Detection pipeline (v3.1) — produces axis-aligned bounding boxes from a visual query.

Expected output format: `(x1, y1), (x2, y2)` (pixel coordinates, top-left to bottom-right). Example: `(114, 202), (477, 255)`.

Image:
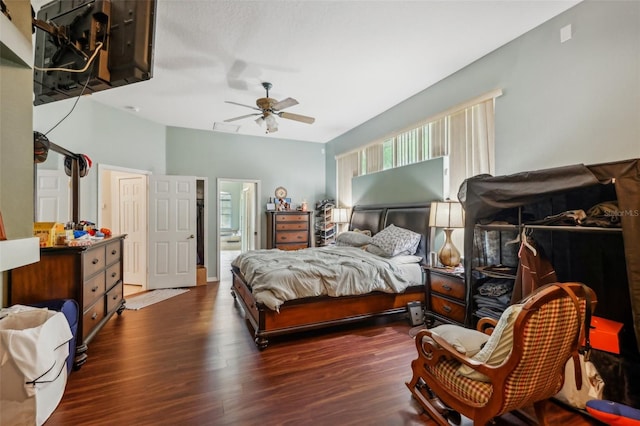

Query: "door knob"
(188, 234), (195, 239)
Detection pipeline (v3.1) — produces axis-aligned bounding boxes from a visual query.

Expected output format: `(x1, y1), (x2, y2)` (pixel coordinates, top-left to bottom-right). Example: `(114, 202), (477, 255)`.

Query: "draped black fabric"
(458, 159), (640, 353)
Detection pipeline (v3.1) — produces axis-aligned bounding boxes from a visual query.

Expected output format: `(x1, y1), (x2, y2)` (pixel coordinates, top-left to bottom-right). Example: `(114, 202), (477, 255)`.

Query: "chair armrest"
(476, 317), (498, 335)
(414, 328), (505, 382)
(415, 329), (484, 368)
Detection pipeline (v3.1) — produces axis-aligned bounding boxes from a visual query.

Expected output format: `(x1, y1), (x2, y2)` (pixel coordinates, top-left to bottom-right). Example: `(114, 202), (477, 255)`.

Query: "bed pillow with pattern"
(368, 224), (421, 257)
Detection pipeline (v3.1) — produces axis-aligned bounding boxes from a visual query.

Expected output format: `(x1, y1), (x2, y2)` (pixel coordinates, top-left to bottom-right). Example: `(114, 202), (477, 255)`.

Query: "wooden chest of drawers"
(425, 267), (467, 326)
(10, 235), (126, 368)
(266, 211), (312, 250)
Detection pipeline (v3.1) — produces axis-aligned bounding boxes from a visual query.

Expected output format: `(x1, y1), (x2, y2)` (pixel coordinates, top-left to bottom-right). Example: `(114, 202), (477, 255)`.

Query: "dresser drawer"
(276, 231), (308, 244)
(430, 273), (465, 300)
(83, 273), (106, 309)
(275, 214), (309, 223)
(82, 300), (106, 341)
(105, 240), (121, 265)
(276, 243), (308, 251)
(83, 246), (106, 279)
(276, 221), (309, 231)
(106, 262), (121, 288)
(106, 281), (123, 314)
(430, 294), (466, 323)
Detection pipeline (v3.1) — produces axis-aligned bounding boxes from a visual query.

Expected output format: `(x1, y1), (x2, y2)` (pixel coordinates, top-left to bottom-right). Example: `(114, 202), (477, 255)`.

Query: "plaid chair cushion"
(428, 359), (493, 405)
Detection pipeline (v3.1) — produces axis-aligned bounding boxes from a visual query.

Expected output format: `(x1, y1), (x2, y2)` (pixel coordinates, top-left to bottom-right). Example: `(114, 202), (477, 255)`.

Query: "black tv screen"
(33, 0), (156, 105)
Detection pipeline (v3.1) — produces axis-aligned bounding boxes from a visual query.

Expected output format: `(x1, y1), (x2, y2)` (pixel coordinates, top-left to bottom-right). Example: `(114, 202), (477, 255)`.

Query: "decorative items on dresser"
(424, 267), (467, 326)
(9, 235), (126, 369)
(266, 211), (312, 250)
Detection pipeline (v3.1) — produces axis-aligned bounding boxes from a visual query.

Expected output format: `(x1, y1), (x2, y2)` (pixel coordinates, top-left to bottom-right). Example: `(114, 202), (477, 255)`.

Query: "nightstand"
(424, 267), (466, 326)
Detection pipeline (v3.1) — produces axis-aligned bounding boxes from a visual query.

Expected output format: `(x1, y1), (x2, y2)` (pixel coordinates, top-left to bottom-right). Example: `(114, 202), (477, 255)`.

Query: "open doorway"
(217, 179), (260, 282)
(98, 164), (150, 297)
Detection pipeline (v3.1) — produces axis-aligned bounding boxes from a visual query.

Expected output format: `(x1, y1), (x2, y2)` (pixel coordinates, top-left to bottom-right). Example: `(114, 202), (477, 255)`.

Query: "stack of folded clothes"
(474, 278), (514, 320)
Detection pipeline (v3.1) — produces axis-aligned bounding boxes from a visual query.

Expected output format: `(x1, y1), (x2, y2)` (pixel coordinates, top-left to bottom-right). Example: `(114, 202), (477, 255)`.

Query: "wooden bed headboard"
(349, 202), (431, 265)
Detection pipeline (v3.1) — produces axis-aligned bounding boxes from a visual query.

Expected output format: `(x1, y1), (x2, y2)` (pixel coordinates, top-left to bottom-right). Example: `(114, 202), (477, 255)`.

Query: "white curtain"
(335, 92), (498, 207)
(336, 152), (360, 208)
(364, 144), (383, 174)
(448, 99), (495, 199)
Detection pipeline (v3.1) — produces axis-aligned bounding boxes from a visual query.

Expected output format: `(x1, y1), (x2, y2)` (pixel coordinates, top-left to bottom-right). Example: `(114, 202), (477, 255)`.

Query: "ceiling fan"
(224, 82), (315, 133)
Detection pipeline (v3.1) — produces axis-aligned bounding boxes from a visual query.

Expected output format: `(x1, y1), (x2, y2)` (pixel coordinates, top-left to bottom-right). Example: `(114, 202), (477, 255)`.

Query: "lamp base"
(438, 228), (461, 267)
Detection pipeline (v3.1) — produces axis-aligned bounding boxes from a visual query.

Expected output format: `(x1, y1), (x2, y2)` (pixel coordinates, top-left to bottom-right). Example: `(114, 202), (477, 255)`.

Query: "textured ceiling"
(32, 0), (580, 143)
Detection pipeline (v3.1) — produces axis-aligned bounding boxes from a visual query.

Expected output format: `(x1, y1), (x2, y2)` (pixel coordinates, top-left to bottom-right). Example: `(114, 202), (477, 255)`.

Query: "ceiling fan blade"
(279, 111), (315, 124)
(224, 113), (261, 122)
(272, 97), (298, 111)
(224, 101), (261, 111)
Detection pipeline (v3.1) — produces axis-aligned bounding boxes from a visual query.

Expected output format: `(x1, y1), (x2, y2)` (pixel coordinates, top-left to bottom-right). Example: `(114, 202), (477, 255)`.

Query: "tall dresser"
(9, 235), (126, 368)
(266, 211), (312, 250)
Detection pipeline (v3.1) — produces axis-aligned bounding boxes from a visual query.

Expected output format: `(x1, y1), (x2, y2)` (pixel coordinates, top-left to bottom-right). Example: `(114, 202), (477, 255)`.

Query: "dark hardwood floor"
(46, 280), (604, 425)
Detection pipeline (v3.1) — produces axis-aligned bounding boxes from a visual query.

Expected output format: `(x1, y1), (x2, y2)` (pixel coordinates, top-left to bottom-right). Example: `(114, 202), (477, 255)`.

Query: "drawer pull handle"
(91, 312), (98, 320)
(442, 284), (452, 291)
(443, 305), (452, 313)
(92, 258), (99, 265)
(112, 294), (118, 300)
(111, 272), (117, 278)
(92, 285), (99, 292)
(111, 250), (117, 255)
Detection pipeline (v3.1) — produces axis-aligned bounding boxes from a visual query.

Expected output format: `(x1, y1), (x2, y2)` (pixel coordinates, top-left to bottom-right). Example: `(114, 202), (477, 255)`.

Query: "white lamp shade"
(331, 208), (350, 224)
(429, 200), (465, 229)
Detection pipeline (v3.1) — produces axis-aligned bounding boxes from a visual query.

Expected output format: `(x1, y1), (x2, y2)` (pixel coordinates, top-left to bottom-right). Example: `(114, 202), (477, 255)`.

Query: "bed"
(230, 202), (431, 349)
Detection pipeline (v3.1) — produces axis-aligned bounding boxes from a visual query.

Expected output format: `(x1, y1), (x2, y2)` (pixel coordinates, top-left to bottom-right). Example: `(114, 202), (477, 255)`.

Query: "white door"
(148, 175), (197, 289)
(119, 176), (146, 286)
(36, 169), (70, 222)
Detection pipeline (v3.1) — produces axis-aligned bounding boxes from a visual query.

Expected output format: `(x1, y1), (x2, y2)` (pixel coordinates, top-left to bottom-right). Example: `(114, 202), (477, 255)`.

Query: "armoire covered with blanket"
(458, 158), (640, 407)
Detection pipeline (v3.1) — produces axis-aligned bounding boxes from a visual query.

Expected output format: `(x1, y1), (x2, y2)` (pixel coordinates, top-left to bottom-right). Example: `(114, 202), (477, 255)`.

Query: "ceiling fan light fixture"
(265, 113), (278, 133)
(224, 82), (314, 132)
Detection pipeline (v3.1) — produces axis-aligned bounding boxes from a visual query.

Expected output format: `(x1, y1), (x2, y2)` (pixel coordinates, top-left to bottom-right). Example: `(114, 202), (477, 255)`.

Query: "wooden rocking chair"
(406, 282), (597, 426)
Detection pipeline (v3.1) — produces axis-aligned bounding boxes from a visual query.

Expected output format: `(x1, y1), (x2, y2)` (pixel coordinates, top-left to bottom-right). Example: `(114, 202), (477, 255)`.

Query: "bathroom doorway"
(217, 179), (260, 282)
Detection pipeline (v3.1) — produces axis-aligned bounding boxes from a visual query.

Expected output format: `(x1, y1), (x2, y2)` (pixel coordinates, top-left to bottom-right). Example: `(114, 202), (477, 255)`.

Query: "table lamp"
(429, 200), (465, 267)
(331, 208), (350, 234)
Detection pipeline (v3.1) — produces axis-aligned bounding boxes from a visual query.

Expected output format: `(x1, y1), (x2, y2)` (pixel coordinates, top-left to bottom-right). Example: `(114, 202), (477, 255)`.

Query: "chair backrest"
(499, 283), (595, 412)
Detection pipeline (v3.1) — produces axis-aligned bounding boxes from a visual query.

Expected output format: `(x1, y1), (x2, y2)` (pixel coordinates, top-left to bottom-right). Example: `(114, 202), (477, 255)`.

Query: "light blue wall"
(34, 97), (167, 221)
(325, 1), (640, 199)
(165, 126), (326, 273)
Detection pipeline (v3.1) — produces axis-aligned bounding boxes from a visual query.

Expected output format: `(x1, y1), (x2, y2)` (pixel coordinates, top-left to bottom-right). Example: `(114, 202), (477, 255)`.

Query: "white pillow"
(426, 324), (490, 357)
(390, 254), (422, 264)
(457, 303), (523, 382)
(336, 231), (373, 247)
(371, 224), (421, 257)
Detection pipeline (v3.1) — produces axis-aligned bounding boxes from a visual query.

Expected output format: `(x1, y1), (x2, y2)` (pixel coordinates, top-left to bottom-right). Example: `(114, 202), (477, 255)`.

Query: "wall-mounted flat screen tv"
(33, 0), (156, 105)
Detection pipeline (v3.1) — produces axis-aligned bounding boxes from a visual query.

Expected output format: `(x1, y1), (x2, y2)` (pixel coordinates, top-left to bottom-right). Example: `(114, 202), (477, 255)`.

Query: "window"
(335, 90), (500, 207)
(220, 192), (232, 230)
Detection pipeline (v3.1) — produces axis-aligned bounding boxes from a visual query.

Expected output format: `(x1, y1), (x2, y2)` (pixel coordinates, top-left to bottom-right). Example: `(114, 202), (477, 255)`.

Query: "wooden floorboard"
(46, 280), (604, 425)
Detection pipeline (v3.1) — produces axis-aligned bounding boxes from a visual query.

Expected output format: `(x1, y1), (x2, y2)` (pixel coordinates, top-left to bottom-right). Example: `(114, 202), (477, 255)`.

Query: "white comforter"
(231, 246), (414, 311)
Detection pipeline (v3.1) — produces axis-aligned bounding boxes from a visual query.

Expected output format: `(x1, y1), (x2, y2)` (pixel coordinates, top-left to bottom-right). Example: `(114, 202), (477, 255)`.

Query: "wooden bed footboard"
(231, 269), (425, 349)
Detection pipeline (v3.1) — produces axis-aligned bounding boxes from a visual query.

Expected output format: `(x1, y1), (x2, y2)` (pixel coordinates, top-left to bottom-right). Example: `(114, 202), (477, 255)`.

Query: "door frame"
(216, 178), (261, 281)
(97, 164), (151, 291)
